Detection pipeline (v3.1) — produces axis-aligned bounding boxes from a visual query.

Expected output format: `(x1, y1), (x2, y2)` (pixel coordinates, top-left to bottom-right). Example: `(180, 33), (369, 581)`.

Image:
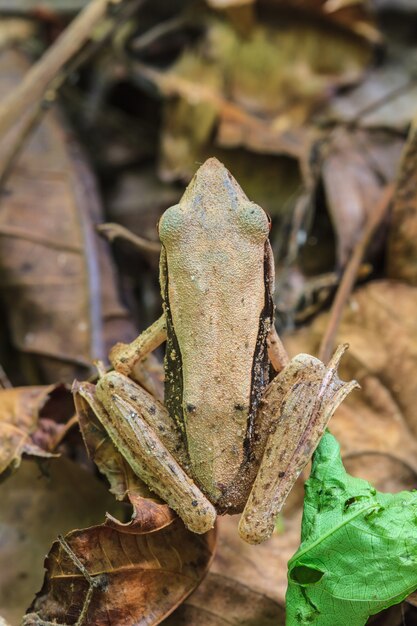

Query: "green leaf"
(286, 431), (417, 626)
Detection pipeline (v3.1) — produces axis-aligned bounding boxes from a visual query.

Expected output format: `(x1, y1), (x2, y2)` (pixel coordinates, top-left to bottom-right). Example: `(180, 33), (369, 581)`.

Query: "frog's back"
(159, 158), (274, 506)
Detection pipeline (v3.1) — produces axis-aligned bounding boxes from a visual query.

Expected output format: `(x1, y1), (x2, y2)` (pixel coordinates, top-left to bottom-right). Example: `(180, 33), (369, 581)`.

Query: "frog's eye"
(158, 204), (184, 244)
(237, 203), (270, 242)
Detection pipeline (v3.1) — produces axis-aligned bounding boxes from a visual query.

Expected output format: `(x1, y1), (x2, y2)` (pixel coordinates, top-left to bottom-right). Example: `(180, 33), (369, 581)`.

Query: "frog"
(74, 158), (357, 544)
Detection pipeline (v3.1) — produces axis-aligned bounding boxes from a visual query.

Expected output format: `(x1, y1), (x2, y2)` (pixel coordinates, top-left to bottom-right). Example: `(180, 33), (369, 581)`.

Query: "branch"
(0, 0), (137, 141)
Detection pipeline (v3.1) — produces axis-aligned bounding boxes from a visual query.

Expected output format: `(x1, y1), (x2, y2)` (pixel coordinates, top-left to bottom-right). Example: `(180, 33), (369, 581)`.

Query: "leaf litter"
(1, 0), (417, 625)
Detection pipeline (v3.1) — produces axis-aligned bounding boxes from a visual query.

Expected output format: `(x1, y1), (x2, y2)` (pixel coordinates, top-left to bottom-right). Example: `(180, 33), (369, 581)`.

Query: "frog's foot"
(238, 344), (358, 544)
(76, 378), (216, 535)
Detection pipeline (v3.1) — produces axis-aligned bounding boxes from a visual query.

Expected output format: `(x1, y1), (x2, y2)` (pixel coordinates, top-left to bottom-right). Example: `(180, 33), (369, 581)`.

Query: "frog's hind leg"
(238, 345), (358, 544)
(76, 376), (216, 535)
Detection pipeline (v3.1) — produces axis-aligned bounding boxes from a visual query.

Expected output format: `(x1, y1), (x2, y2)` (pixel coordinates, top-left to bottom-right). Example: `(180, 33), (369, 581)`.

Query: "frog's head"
(159, 158), (270, 245)
(183, 157), (247, 211)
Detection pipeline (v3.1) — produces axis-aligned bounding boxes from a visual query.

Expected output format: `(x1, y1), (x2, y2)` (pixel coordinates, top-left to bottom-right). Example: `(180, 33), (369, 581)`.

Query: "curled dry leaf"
(0, 48), (136, 385)
(0, 383), (73, 478)
(26, 519), (216, 626)
(74, 381), (176, 533)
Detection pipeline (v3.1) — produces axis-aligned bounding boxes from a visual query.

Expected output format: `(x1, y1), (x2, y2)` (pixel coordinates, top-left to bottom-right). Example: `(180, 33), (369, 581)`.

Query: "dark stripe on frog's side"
(160, 248), (187, 445)
(217, 241), (274, 513)
(162, 238), (274, 511)
(246, 241), (275, 451)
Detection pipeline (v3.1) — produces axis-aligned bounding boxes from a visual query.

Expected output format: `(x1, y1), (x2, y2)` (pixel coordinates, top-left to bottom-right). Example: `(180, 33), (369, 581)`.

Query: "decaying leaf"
(267, 0), (380, 43)
(212, 507), (303, 605)
(74, 382), (176, 533)
(321, 128), (403, 265)
(165, 572), (285, 625)
(0, 456), (123, 626)
(26, 519), (216, 626)
(286, 431), (417, 625)
(0, 48), (136, 385)
(286, 280), (417, 474)
(135, 5), (374, 182)
(387, 116), (417, 285)
(328, 59), (417, 131)
(0, 383), (73, 478)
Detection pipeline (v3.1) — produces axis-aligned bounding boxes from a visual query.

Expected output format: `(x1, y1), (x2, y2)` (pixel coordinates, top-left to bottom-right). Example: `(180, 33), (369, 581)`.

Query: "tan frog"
(74, 158), (357, 544)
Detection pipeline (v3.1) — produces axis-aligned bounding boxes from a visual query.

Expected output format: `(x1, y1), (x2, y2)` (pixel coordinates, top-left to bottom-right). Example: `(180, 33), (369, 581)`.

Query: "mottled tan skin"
(76, 158), (356, 544)
(159, 160), (274, 511)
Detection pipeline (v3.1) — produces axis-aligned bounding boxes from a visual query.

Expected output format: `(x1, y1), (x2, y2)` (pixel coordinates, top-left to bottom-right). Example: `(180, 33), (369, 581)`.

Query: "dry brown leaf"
(344, 452), (417, 494)
(165, 572), (285, 625)
(74, 382), (176, 533)
(286, 280), (417, 475)
(213, 512), (302, 605)
(26, 519), (216, 626)
(387, 118), (417, 285)
(0, 456), (124, 626)
(0, 383), (73, 477)
(0, 48), (136, 385)
(328, 62), (417, 130)
(265, 0), (380, 43)
(321, 128), (403, 266)
(141, 8), (373, 182)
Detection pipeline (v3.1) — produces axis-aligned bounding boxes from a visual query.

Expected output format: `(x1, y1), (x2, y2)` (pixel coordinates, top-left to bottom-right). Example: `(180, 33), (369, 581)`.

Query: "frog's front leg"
(239, 344), (358, 544)
(267, 325), (290, 373)
(75, 372), (216, 535)
(109, 314), (167, 377)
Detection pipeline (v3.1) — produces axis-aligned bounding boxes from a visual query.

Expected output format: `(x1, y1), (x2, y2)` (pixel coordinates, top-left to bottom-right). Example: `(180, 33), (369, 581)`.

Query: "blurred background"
(1, 1), (417, 624)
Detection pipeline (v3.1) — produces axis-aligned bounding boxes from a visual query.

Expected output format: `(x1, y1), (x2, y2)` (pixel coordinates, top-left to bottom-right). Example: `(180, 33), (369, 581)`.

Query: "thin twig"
(0, 0), (144, 142)
(318, 183), (394, 364)
(58, 535), (96, 585)
(0, 0), (144, 190)
(58, 535), (104, 626)
(349, 78), (416, 127)
(97, 222), (161, 254)
(130, 15), (187, 51)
